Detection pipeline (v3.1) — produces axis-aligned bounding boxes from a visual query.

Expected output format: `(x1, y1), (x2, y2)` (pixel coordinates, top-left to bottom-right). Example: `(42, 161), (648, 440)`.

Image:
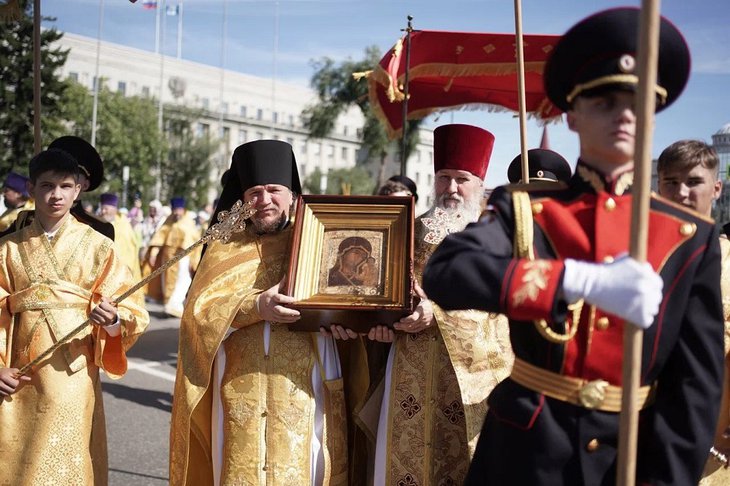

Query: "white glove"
(562, 255), (663, 330)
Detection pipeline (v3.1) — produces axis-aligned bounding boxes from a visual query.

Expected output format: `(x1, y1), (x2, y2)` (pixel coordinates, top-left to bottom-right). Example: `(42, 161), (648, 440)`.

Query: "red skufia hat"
(433, 124), (495, 180)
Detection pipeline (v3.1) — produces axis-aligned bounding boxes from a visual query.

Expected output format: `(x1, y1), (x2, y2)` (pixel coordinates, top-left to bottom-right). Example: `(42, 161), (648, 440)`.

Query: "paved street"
(103, 301), (179, 486)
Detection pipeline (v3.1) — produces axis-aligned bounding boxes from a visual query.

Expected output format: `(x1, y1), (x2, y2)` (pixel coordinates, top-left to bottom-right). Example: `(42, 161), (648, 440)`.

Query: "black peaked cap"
(544, 7), (690, 113)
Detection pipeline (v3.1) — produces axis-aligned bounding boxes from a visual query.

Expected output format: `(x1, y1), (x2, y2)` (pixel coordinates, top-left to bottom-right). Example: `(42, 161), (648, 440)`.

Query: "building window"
(415, 172), (421, 184)
(69, 72), (79, 82)
(327, 144), (335, 158)
(141, 86), (150, 97)
(255, 131), (264, 140)
(256, 109), (263, 121)
(343, 125), (349, 136)
(341, 147), (348, 161)
(314, 143), (322, 156)
(239, 129), (248, 144)
(427, 174), (433, 186)
(117, 81), (126, 96)
(202, 98), (210, 110)
(221, 126), (230, 140)
(197, 123), (210, 138)
(289, 114), (294, 126)
(286, 137), (294, 146)
(300, 141), (308, 154)
(221, 102), (229, 114)
(240, 106), (247, 118)
(416, 150), (421, 162)
(273, 112), (279, 124)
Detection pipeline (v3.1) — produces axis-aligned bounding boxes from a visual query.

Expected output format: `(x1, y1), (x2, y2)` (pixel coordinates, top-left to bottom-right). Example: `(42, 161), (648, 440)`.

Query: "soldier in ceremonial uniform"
(423, 8), (724, 485)
(506, 148), (572, 184)
(0, 136), (115, 241)
(654, 139), (730, 484)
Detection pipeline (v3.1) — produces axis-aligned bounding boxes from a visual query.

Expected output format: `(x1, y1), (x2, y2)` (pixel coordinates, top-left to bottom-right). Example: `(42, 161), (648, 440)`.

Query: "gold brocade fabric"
(700, 236), (730, 485)
(170, 226), (351, 486)
(148, 212), (200, 302)
(0, 216), (149, 486)
(0, 200), (33, 232)
(112, 213), (142, 281)
(382, 216), (513, 486)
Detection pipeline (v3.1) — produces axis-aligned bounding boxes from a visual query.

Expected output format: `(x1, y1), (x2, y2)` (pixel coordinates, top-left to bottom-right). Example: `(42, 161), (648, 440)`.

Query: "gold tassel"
(351, 70), (372, 81)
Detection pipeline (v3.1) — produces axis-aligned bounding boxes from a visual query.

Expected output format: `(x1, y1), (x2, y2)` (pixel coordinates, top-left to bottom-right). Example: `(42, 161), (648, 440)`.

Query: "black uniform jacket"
(423, 161), (724, 485)
(0, 202), (115, 241)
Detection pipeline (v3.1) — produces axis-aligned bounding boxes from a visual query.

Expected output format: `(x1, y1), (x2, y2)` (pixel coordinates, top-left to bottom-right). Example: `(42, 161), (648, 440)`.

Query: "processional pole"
(617, 1), (662, 485)
(32, 0), (41, 154)
(512, 0), (529, 183)
(399, 15), (413, 177)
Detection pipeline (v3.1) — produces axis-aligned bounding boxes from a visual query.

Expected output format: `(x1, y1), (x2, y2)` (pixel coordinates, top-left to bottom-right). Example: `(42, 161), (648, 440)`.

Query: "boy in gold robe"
(0, 148), (150, 485)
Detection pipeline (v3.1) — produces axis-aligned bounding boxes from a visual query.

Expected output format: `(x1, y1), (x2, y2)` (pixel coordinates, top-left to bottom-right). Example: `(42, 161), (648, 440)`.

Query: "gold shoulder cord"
(511, 191), (582, 343)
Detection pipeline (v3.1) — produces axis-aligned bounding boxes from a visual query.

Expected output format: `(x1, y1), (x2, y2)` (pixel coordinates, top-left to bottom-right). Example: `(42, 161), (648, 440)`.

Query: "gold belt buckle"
(578, 379), (609, 409)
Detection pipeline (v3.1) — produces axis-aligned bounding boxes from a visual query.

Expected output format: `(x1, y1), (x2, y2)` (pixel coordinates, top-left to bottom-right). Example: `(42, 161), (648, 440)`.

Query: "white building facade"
(54, 32), (435, 214)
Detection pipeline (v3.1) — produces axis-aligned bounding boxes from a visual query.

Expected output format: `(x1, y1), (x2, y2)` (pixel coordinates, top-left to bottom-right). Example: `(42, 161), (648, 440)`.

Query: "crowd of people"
(0, 6), (728, 486)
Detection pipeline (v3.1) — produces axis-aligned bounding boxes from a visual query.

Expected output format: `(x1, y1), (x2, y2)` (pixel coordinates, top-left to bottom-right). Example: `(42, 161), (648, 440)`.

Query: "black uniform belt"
(510, 358), (656, 413)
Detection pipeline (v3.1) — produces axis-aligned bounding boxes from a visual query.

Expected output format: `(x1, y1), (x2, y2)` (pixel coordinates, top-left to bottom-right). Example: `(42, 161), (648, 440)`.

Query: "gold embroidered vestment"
(380, 215), (513, 485)
(170, 226), (355, 485)
(0, 216), (149, 486)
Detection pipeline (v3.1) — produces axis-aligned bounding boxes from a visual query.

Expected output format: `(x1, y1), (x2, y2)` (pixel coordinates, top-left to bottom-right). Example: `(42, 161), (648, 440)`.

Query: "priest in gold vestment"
(145, 197), (201, 317)
(368, 125), (513, 485)
(100, 192), (142, 281)
(171, 140), (360, 486)
(655, 140), (730, 485)
(0, 172), (34, 232)
(0, 149), (149, 486)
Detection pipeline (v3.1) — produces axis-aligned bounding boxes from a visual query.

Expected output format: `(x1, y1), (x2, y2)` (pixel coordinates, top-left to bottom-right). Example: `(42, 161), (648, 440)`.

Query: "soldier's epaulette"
(651, 192), (715, 225)
(503, 181), (569, 193)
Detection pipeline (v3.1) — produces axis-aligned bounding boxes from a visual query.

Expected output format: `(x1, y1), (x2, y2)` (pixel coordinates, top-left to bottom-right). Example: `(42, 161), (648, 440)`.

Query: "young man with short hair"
(423, 8), (724, 485)
(0, 148), (149, 485)
(657, 140), (730, 484)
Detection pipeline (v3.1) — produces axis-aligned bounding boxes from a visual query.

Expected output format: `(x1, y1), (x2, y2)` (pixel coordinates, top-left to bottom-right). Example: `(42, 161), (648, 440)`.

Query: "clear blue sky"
(41, 0), (730, 186)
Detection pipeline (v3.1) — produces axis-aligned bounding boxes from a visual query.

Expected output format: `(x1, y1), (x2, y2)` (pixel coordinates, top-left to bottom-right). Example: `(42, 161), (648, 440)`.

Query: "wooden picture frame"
(285, 194), (415, 332)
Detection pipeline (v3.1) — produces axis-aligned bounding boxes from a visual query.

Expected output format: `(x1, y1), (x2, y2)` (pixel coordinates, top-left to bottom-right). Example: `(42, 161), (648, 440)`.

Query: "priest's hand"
(257, 281), (300, 324)
(393, 282), (435, 334)
(90, 297), (118, 327)
(367, 325), (394, 343)
(320, 325), (358, 340)
(0, 368), (31, 396)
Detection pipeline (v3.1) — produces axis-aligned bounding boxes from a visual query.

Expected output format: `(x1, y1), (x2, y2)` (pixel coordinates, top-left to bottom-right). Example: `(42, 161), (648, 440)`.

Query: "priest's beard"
(433, 190), (483, 231)
(252, 207), (293, 234)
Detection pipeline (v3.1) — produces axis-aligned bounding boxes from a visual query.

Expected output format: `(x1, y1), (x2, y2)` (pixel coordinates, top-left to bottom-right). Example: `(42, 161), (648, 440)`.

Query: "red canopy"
(365, 30), (563, 138)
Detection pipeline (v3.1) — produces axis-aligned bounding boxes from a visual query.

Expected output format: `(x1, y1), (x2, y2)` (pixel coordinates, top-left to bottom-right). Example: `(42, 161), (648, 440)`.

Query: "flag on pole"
(142, 0), (157, 10)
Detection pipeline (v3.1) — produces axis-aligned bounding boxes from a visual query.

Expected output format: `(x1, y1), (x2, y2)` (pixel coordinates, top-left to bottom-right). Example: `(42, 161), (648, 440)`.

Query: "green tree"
(302, 46), (422, 188)
(0, 1), (70, 175)
(303, 166), (376, 195)
(56, 81), (164, 207)
(163, 105), (218, 209)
